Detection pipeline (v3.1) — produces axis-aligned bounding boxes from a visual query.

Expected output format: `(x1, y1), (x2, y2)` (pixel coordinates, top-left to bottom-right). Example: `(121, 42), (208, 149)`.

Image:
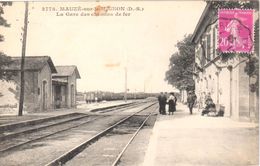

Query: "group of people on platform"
(158, 92), (177, 115)
(201, 93), (224, 116)
(158, 90), (224, 116)
(157, 91), (197, 115)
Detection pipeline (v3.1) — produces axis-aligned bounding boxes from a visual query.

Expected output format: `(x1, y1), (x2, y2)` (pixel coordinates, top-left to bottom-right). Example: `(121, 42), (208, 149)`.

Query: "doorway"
(55, 85), (62, 108)
(71, 84), (74, 107)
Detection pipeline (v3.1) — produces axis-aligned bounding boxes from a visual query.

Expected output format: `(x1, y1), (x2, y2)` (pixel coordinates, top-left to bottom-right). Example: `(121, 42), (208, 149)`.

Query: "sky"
(0, 1), (206, 93)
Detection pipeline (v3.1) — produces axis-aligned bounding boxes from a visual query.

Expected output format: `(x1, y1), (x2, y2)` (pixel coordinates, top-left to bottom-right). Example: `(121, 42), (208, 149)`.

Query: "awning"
(52, 78), (68, 85)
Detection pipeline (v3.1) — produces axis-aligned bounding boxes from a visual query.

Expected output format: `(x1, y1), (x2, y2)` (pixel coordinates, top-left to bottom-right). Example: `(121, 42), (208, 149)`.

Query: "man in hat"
(161, 92), (168, 115)
(187, 91), (197, 114)
(158, 92), (164, 114)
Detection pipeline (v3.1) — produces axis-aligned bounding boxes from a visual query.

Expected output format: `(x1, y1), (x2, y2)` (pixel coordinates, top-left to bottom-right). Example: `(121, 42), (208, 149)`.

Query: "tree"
(165, 34), (195, 91)
(0, 2), (29, 116)
(0, 2), (12, 80)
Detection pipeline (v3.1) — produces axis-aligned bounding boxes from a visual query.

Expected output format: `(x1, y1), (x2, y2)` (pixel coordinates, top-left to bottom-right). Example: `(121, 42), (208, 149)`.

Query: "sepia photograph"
(0, 0), (259, 165)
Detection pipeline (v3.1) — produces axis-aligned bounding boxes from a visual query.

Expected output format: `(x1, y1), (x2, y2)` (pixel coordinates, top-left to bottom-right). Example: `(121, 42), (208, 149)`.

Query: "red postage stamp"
(218, 9), (254, 53)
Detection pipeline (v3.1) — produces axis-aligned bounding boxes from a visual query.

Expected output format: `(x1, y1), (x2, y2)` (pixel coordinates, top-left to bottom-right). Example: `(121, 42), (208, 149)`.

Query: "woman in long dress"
(168, 92), (177, 115)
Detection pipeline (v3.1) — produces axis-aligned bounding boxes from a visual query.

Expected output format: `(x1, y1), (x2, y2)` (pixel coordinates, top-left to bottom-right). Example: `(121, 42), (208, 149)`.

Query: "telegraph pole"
(18, 1), (29, 116)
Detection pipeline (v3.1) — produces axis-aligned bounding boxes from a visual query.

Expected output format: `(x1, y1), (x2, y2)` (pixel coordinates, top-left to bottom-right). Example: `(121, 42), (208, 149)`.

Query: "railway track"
(111, 113), (153, 166)
(0, 113), (89, 140)
(91, 100), (148, 113)
(0, 101), (154, 156)
(45, 102), (157, 166)
(0, 114), (105, 154)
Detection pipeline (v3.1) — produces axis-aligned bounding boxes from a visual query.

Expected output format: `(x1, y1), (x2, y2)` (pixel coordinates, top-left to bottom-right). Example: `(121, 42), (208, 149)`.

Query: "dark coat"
(158, 94), (167, 113)
(158, 95), (162, 105)
(168, 95), (177, 112)
(161, 95), (167, 105)
(187, 93), (197, 108)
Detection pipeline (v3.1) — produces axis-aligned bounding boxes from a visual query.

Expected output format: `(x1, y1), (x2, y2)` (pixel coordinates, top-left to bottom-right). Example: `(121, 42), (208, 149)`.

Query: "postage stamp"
(218, 9), (254, 53)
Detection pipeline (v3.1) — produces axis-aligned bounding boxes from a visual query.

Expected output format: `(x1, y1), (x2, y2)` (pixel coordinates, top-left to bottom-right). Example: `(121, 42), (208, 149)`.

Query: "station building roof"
(191, 3), (211, 44)
(52, 65), (81, 79)
(2, 56), (57, 73)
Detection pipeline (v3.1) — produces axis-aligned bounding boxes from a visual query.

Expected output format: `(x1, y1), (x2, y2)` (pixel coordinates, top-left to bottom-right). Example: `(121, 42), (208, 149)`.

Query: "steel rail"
(98, 102), (140, 113)
(0, 115), (108, 154)
(0, 113), (80, 132)
(45, 102), (156, 166)
(111, 112), (153, 166)
(90, 101), (138, 113)
(99, 102), (147, 113)
(0, 114), (90, 141)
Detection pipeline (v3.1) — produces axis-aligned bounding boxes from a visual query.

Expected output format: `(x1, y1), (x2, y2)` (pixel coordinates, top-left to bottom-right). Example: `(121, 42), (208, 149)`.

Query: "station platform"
(143, 102), (259, 166)
(0, 100), (133, 126)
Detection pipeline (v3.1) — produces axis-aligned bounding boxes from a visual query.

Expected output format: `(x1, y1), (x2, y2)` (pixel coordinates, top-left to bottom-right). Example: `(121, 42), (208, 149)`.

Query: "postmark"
(218, 9), (254, 53)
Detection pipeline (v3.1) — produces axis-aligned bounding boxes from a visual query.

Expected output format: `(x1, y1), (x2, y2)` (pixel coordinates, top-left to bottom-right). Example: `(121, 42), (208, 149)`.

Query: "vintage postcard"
(0, 1), (259, 166)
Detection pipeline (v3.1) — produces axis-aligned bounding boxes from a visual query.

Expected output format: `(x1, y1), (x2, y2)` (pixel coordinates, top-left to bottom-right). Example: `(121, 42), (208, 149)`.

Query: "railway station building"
(52, 66), (81, 109)
(191, 3), (259, 122)
(0, 56), (57, 113)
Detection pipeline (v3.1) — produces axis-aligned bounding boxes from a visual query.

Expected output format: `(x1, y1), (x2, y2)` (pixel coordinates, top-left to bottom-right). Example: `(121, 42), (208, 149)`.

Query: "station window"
(207, 34), (211, 61)
(213, 28), (216, 59)
(201, 42), (206, 66)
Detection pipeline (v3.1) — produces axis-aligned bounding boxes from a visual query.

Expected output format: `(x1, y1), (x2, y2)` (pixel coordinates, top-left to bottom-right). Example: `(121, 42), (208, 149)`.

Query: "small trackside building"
(1, 56), (57, 113)
(52, 66), (81, 109)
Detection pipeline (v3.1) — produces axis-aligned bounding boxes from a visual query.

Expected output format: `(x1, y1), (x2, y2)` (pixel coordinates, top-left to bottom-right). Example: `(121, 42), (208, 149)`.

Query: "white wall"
(38, 64), (53, 111)
(67, 71), (77, 108)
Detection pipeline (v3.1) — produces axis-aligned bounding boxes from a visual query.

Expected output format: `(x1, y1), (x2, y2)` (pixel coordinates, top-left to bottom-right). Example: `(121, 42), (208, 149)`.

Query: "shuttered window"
(213, 28), (216, 59)
(207, 35), (211, 61)
(200, 46), (206, 66)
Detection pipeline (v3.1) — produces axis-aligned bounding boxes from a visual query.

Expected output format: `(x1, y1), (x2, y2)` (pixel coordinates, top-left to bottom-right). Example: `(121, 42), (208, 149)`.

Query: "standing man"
(161, 92), (167, 115)
(187, 91), (197, 114)
(158, 92), (163, 114)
